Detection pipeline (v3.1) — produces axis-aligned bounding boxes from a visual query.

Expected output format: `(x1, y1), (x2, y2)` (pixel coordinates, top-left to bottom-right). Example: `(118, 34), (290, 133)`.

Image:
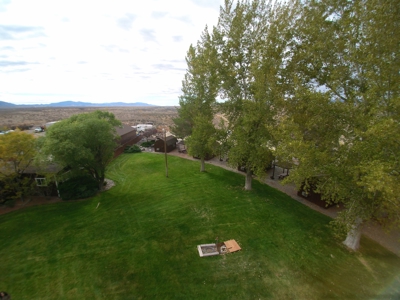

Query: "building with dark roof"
(154, 136), (177, 153)
(114, 125), (142, 157)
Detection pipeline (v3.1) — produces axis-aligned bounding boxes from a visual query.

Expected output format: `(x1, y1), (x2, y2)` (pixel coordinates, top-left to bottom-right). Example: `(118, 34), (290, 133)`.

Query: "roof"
(165, 136), (177, 142)
(115, 124), (136, 136)
(24, 163), (64, 175)
(0, 162), (64, 176)
(156, 135), (177, 144)
(164, 136), (177, 146)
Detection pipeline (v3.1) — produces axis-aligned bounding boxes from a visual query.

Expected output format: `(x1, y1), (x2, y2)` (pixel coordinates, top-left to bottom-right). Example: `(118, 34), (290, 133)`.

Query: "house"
(115, 124), (137, 145)
(154, 136), (177, 153)
(140, 128), (158, 139)
(16, 164), (64, 198)
(114, 124), (142, 157)
(29, 164), (64, 196)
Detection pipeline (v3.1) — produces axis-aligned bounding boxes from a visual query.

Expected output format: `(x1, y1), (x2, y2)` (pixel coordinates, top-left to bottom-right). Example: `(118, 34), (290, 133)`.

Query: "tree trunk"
(343, 218), (363, 251)
(98, 176), (105, 191)
(245, 170), (252, 191)
(200, 158), (206, 172)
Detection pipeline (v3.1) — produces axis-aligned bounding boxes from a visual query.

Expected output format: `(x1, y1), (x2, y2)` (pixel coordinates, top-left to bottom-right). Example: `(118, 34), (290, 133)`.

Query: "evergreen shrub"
(59, 175), (98, 200)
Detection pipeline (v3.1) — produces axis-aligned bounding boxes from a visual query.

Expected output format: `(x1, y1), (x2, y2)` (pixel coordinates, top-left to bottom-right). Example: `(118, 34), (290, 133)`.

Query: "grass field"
(1, 153), (399, 299)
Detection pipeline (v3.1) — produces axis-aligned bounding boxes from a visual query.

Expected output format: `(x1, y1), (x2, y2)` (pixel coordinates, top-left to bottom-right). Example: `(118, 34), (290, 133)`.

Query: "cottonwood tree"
(173, 27), (219, 172)
(277, 0), (400, 250)
(42, 111), (121, 190)
(171, 44), (199, 139)
(215, 119), (231, 161)
(186, 115), (217, 172)
(214, 0), (289, 190)
(0, 130), (37, 202)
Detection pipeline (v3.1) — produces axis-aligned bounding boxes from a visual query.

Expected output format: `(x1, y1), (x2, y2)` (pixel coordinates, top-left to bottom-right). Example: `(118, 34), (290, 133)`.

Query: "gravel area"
(102, 178), (116, 191)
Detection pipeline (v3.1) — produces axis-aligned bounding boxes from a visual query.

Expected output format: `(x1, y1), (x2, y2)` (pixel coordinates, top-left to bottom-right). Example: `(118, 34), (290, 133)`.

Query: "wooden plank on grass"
(224, 240), (241, 253)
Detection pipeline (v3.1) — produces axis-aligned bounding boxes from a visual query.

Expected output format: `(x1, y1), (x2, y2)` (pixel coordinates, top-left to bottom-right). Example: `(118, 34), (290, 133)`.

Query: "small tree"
(173, 27), (219, 172)
(42, 111), (121, 190)
(186, 115), (217, 172)
(215, 119), (230, 161)
(0, 130), (37, 202)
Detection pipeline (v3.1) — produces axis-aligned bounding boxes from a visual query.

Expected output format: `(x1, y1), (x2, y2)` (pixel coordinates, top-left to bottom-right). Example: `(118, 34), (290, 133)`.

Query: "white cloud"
(0, 0), (223, 106)
(116, 13), (137, 31)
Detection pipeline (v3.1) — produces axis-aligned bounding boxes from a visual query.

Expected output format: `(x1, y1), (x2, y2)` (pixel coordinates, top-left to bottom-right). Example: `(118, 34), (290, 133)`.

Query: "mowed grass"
(1, 153), (399, 299)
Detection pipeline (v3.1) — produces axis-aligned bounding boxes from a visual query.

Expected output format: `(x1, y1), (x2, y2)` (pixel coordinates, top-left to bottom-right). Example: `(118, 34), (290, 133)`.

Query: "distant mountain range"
(0, 101), (156, 108)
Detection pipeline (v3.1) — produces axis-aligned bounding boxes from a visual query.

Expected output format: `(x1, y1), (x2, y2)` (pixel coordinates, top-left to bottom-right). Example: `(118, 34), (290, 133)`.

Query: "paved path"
(167, 149), (400, 256)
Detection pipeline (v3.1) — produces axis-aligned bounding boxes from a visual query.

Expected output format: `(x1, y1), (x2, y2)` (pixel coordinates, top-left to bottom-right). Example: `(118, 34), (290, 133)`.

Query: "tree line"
(172, 0), (400, 250)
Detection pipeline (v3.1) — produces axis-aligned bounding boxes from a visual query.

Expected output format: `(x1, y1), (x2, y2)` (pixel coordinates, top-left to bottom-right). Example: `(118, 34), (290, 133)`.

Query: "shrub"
(4, 199), (15, 207)
(140, 141), (154, 147)
(124, 145), (142, 153)
(0, 181), (14, 205)
(15, 124), (33, 131)
(58, 175), (98, 201)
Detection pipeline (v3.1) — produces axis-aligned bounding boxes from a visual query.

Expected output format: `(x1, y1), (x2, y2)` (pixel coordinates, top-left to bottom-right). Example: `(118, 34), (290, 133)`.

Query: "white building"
(136, 123), (154, 132)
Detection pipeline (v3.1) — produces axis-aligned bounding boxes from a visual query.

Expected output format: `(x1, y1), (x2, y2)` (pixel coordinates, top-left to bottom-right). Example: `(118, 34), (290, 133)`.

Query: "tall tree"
(215, 0), (289, 190)
(278, 0), (400, 250)
(42, 111), (121, 190)
(215, 118), (231, 161)
(0, 130), (37, 202)
(186, 115), (217, 172)
(173, 27), (219, 172)
(172, 45), (198, 139)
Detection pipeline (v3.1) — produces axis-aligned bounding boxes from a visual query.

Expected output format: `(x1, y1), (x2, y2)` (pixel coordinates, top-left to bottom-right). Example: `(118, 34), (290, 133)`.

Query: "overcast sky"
(0, 0), (224, 106)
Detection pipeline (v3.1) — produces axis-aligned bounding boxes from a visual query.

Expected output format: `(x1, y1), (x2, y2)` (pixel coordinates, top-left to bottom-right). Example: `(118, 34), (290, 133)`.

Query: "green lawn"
(1, 153), (399, 299)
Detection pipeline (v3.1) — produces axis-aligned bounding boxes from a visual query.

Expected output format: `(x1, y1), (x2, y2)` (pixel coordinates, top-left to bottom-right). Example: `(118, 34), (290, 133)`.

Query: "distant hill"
(0, 101), (155, 107)
(0, 101), (17, 108)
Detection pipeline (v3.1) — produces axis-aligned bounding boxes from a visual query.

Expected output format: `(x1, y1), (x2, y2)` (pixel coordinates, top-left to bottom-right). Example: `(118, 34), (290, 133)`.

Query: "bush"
(15, 124), (33, 131)
(140, 141), (154, 147)
(4, 199), (16, 207)
(124, 145), (142, 153)
(0, 181), (15, 205)
(58, 175), (98, 201)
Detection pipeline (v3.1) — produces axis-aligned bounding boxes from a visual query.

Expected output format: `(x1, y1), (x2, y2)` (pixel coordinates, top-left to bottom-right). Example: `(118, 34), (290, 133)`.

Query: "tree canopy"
(42, 111), (121, 190)
(214, 0), (290, 189)
(178, 0), (399, 250)
(0, 130), (37, 202)
(277, 0), (400, 250)
(173, 27), (219, 172)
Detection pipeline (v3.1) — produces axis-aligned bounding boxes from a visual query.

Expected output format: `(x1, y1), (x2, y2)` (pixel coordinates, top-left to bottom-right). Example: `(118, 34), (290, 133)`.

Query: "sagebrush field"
(0, 106), (179, 129)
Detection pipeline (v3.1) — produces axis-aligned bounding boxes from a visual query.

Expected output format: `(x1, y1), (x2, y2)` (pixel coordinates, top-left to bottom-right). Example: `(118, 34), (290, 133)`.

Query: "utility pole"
(163, 128), (168, 178)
